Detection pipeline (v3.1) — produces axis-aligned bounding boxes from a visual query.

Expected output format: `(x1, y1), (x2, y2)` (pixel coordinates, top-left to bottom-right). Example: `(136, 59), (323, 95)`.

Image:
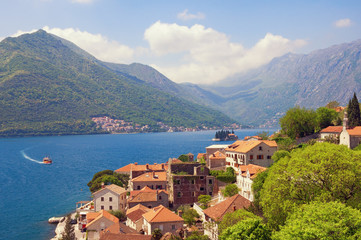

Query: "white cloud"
(177, 9), (205, 21)
(7, 23), (306, 85)
(334, 18), (352, 28)
(144, 21), (306, 84)
(42, 26), (134, 63)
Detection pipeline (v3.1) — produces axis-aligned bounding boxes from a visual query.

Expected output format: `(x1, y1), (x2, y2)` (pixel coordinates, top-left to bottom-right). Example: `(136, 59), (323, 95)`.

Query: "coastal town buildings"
(201, 194), (251, 240)
(208, 151), (226, 170)
(167, 161), (218, 208)
(86, 210), (119, 240)
(225, 140), (277, 169)
(126, 204), (152, 232)
(130, 171), (167, 191)
(128, 186), (169, 209)
(237, 164), (267, 201)
(115, 162), (167, 178)
(142, 205), (184, 235)
(93, 184), (127, 212)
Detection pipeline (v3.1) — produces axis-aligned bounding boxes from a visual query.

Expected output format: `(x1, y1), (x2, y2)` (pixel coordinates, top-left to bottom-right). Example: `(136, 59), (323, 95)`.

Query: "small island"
(212, 129), (238, 141)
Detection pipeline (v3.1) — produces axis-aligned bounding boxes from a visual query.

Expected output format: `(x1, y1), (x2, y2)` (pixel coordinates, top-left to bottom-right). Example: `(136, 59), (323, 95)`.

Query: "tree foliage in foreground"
(222, 184), (239, 197)
(260, 143), (361, 230)
(273, 201), (361, 240)
(218, 209), (260, 234)
(219, 218), (272, 240)
(61, 214), (75, 240)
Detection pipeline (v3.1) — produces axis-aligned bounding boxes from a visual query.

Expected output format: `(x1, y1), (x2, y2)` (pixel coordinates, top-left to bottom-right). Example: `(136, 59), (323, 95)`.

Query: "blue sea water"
(0, 129), (276, 240)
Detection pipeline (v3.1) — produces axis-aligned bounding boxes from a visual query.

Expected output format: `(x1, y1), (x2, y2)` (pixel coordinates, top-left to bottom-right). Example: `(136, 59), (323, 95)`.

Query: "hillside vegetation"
(0, 30), (235, 136)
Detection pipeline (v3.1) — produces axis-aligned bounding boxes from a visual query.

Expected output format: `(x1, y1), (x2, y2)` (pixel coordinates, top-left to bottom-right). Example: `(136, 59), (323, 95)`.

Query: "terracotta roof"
(244, 136), (262, 140)
(197, 153), (206, 159)
(126, 203), (151, 215)
(167, 158), (183, 164)
(86, 212), (99, 222)
(115, 163), (167, 173)
(320, 126), (343, 133)
(86, 210), (119, 228)
(347, 126), (361, 136)
(226, 140), (277, 153)
(209, 151), (226, 159)
(127, 208), (150, 223)
(131, 171), (167, 182)
(129, 187), (168, 204)
(100, 233), (152, 240)
(102, 221), (137, 235)
(93, 184), (127, 196)
(143, 205), (184, 223)
(203, 194), (251, 221)
(239, 164), (267, 179)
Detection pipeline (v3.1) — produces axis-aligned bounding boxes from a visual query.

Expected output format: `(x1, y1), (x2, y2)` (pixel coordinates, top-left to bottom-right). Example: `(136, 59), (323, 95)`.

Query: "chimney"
(134, 162), (138, 165)
(146, 164), (149, 170)
(101, 182), (105, 189)
(161, 163), (164, 170)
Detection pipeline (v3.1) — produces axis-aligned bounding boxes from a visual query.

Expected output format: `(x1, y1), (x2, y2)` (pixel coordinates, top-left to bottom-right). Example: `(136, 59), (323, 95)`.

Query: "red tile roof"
(348, 126), (361, 136)
(86, 210), (119, 228)
(115, 163), (167, 173)
(209, 151), (226, 159)
(100, 233), (152, 240)
(203, 194), (251, 221)
(128, 187), (168, 204)
(131, 171), (167, 182)
(143, 205), (184, 223)
(226, 140), (277, 153)
(126, 203), (152, 215)
(197, 153), (206, 159)
(239, 164), (267, 179)
(244, 136), (262, 140)
(320, 126), (343, 133)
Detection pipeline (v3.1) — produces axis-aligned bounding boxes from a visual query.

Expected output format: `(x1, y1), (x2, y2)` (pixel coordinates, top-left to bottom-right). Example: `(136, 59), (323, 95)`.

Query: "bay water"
(0, 129), (276, 240)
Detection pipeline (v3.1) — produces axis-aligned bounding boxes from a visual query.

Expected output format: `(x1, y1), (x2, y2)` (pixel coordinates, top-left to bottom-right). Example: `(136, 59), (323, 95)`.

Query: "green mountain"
(0, 30), (236, 136)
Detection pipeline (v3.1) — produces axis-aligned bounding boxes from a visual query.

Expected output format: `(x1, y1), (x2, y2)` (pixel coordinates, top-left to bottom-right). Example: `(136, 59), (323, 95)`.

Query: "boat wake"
(21, 149), (44, 164)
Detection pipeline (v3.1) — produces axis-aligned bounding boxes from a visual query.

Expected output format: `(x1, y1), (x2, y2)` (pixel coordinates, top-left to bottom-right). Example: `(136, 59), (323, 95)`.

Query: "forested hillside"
(0, 30), (235, 136)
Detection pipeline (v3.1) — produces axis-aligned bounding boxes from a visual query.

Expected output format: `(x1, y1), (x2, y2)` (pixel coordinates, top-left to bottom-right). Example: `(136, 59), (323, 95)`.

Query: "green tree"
(251, 170), (269, 212)
(87, 170), (129, 193)
(260, 142), (361, 230)
(198, 195), (212, 209)
(182, 208), (200, 227)
(273, 201), (361, 240)
(61, 214), (75, 240)
(108, 210), (126, 221)
(186, 232), (210, 240)
(315, 107), (338, 130)
(218, 209), (260, 234)
(348, 93), (361, 128)
(271, 150), (291, 163)
(152, 228), (163, 240)
(325, 100), (340, 109)
(219, 218), (272, 240)
(279, 106), (317, 139)
(257, 131), (270, 140)
(222, 184), (239, 197)
(178, 154), (189, 162)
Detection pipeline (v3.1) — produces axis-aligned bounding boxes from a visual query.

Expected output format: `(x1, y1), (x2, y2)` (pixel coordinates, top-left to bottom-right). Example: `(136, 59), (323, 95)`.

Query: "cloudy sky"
(1, 0), (361, 85)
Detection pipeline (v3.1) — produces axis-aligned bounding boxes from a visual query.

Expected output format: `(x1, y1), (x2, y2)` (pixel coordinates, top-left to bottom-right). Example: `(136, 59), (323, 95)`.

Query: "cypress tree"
(348, 93), (361, 128)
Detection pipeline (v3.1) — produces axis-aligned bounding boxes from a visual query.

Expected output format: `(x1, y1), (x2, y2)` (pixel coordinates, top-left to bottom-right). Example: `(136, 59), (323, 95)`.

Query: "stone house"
(202, 194), (251, 240)
(142, 205), (184, 235)
(225, 140), (277, 169)
(208, 151), (226, 170)
(205, 145), (229, 163)
(86, 210), (119, 240)
(320, 126), (343, 140)
(236, 164), (267, 201)
(93, 184), (127, 212)
(167, 161), (217, 208)
(128, 186), (169, 209)
(130, 171), (167, 191)
(126, 204), (151, 232)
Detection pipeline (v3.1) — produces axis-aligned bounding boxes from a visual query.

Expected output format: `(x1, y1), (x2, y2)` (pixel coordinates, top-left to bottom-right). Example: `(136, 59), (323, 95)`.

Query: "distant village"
(52, 134), (278, 240)
(92, 116), (240, 133)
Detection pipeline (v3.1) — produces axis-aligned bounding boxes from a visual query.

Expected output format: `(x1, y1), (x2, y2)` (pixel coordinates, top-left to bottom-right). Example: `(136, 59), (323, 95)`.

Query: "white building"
(237, 164), (267, 201)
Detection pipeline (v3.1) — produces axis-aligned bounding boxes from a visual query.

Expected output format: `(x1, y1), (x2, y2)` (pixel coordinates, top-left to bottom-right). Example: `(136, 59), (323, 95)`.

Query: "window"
(192, 179), (195, 184)
(193, 192), (196, 197)
(101, 205), (104, 210)
(177, 192), (182, 198)
(250, 155), (253, 160)
(172, 225), (176, 230)
(159, 195), (162, 200)
(101, 197), (104, 202)
(137, 186), (140, 190)
(209, 179), (213, 184)
(200, 176), (204, 180)
(200, 187), (205, 191)
(257, 155), (264, 159)
(267, 155), (271, 159)
(259, 146), (263, 151)
(109, 197), (112, 202)
(109, 206), (112, 210)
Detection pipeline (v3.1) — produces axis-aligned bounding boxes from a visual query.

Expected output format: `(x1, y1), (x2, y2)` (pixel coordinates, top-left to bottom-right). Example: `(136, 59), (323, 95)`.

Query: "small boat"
(43, 157), (52, 164)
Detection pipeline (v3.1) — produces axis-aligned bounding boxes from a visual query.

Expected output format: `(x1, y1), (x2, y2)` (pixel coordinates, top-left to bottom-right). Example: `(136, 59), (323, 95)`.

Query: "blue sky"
(1, 0), (361, 84)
